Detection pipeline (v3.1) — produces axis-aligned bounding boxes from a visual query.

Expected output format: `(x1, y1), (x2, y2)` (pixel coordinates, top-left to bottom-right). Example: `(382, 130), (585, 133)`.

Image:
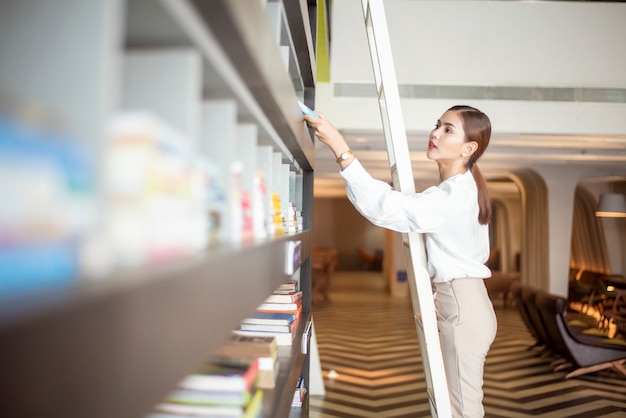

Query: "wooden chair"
(356, 247), (382, 271)
(484, 271), (519, 309)
(311, 247), (337, 302)
(576, 270), (606, 317)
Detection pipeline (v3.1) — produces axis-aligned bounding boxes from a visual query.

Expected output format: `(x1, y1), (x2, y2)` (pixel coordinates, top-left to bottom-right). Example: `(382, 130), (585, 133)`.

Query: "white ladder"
(360, 1), (452, 416)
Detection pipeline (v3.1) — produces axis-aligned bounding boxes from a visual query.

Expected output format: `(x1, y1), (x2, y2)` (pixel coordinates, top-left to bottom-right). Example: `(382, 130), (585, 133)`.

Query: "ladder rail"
(360, 1), (452, 416)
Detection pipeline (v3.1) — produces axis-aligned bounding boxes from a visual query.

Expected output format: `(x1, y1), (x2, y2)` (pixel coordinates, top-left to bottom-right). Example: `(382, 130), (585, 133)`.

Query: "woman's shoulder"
(436, 171), (476, 199)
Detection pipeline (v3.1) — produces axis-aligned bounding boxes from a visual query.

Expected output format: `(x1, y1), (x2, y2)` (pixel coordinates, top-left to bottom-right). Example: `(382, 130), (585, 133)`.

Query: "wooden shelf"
(262, 311), (311, 417)
(0, 232), (312, 418)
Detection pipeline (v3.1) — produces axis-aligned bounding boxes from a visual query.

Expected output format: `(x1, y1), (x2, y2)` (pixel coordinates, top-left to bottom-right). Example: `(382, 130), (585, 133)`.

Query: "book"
(272, 288), (298, 295)
(276, 280), (298, 292)
(241, 311), (297, 327)
(152, 389), (263, 418)
(256, 300), (301, 313)
(165, 388), (251, 407)
(233, 329), (295, 346)
(264, 291), (303, 304)
(211, 354), (279, 390)
(256, 305), (302, 316)
(240, 321), (295, 333)
(291, 376), (307, 407)
(257, 358), (279, 389)
(298, 100), (320, 119)
(301, 320), (313, 355)
(178, 359), (259, 393)
(213, 334), (277, 359)
(211, 333), (279, 389)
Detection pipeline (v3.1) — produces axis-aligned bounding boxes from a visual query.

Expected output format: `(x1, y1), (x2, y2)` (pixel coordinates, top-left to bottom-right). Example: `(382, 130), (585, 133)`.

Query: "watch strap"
(336, 150), (353, 164)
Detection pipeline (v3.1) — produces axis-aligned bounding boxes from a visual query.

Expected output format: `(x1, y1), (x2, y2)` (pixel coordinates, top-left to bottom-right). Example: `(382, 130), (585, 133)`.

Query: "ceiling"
(310, 0), (626, 198)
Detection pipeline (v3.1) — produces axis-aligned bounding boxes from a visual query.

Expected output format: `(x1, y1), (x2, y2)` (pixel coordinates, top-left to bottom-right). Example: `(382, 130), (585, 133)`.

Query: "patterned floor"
(310, 271), (626, 418)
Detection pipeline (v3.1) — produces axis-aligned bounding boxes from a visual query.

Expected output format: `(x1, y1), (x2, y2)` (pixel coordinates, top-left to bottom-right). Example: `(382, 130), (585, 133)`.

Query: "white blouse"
(340, 159), (492, 283)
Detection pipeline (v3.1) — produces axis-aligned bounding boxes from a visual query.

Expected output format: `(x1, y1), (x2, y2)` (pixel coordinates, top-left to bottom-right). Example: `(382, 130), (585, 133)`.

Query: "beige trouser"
(434, 278), (497, 418)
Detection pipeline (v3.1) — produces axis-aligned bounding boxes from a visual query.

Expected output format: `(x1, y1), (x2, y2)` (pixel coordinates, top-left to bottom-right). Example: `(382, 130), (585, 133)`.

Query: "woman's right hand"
(303, 112), (350, 155)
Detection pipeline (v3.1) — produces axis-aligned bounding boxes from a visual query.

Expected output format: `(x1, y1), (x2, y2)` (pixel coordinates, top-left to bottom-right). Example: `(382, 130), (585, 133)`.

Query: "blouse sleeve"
(340, 159), (453, 233)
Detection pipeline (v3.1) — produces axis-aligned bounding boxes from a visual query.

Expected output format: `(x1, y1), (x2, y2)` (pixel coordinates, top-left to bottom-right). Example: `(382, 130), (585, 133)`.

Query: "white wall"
(324, 1), (626, 136)
(332, 0), (626, 88)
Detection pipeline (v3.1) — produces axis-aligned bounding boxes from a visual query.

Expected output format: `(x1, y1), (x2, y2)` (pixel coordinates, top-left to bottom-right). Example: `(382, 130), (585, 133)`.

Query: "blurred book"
(240, 311), (297, 327)
(0, 113), (94, 296)
(256, 300), (301, 314)
(151, 388), (263, 418)
(276, 280), (298, 292)
(164, 388), (252, 407)
(263, 290), (302, 304)
(213, 334), (277, 359)
(233, 328), (295, 346)
(240, 322), (295, 334)
(212, 334), (279, 389)
(178, 359), (259, 393)
(291, 376), (307, 407)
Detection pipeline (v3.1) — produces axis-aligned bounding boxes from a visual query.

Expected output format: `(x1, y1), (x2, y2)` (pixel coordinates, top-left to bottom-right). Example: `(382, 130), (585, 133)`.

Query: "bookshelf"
(0, 0), (316, 417)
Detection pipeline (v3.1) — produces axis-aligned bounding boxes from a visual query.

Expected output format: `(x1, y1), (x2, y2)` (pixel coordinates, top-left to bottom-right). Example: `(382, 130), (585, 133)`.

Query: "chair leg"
(564, 362), (614, 379)
(553, 361), (573, 372)
(612, 360), (626, 377)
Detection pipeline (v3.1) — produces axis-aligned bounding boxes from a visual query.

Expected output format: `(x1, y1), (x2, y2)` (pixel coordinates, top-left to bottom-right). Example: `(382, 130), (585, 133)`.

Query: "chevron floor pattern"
(310, 271), (626, 418)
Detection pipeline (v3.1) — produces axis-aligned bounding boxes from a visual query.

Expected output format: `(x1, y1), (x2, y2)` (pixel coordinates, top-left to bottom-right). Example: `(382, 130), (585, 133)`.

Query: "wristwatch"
(336, 150), (353, 164)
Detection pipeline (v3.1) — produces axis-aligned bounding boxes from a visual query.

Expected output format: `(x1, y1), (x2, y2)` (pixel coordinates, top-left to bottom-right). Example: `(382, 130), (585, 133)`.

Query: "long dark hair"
(448, 105), (492, 225)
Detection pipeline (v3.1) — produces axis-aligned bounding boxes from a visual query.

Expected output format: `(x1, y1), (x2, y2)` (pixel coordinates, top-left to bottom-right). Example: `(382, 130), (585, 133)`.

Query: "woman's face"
(426, 110), (471, 162)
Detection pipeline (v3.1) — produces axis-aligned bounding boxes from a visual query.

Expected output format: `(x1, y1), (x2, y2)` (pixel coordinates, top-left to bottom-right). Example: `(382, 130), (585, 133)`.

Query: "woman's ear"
(464, 141), (478, 157)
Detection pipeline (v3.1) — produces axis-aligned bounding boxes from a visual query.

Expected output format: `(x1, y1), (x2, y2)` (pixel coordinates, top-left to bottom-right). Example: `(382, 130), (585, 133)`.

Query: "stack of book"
(234, 281), (302, 346)
(149, 358), (262, 418)
(212, 334), (279, 389)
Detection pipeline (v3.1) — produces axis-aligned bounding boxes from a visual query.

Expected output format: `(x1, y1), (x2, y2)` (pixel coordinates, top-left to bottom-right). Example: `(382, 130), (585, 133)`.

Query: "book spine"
(240, 323), (292, 333)
(256, 301), (301, 311)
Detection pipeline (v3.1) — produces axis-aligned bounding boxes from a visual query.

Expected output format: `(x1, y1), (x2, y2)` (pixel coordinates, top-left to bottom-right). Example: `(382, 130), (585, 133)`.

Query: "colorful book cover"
(233, 329), (295, 346)
(209, 355), (278, 390)
(241, 311), (297, 326)
(178, 359), (259, 393)
(276, 280), (298, 292)
(153, 389), (263, 417)
(256, 299), (301, 312)
(264, 291), (303, 304)
(166, 388), (251, 407)
(239, 321), (295, 333)
(213, 334), (277, 359)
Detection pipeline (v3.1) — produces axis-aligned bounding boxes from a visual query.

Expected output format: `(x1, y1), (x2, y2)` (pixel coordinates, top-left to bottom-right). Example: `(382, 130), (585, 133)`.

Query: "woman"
(304, 105), (497, 418)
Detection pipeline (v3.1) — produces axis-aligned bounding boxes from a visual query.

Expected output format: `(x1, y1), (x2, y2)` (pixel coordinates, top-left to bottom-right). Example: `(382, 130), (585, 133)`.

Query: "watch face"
(336, 150), (352, 163)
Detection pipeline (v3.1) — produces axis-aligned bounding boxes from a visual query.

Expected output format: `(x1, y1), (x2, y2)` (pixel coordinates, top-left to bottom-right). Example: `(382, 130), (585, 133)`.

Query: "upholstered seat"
(535, 291), (626, 379)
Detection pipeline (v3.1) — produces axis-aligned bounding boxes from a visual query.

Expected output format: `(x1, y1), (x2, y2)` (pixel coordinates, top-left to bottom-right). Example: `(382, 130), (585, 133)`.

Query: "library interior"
(1, 1), (626, 417)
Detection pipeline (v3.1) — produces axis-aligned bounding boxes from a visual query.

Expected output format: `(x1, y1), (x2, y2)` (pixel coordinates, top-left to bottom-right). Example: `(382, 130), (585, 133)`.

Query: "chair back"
(521, 286), (553, 349)
(535, 291), (572, 360)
